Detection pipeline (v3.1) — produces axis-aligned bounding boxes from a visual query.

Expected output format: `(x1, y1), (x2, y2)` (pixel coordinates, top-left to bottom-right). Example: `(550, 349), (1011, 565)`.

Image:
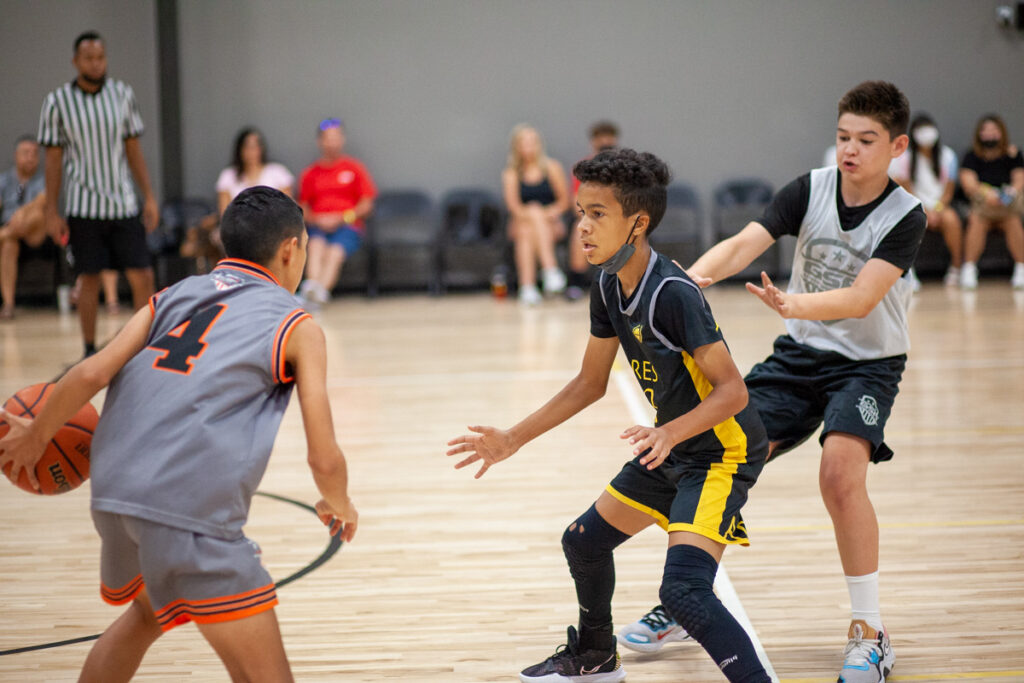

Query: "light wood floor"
(1, 283), (1023, 682)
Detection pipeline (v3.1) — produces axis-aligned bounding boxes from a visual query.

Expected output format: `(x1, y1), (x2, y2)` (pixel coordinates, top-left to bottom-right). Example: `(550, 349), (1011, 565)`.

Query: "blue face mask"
(596, 216), (641, 275)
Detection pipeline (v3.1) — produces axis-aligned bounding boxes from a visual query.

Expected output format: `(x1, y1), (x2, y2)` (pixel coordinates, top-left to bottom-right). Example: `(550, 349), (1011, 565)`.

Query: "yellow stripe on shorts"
(680, 349), (750, 538)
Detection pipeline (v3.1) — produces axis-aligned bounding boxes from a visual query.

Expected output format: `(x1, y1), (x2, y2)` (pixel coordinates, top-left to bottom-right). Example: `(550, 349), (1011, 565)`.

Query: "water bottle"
(490, 266), (508, 299)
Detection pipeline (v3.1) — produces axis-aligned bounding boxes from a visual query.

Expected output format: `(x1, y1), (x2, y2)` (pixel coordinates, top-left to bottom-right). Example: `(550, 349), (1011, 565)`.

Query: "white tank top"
(785, 166), (920, 360)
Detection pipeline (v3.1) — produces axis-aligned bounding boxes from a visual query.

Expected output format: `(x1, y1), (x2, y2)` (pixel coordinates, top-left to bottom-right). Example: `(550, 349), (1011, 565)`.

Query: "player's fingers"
(474, 462), (490, 479)
(645, 448), (668, 470)
(454, 454), (480, 470)
(467, 425), (490, 435)
(445, 442), (474, 456)
(0, 408), (29, 427)
(341, 519), (357, 542)
(745, 282), (765, 297)
(22, 462), (39, 491)
(761, 271), (774, 288)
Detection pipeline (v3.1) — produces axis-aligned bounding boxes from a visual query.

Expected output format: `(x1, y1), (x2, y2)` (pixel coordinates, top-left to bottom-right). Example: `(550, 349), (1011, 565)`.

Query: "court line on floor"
(0, 492), (341, 657)
(781, 671), (1024, 682)
(752, 518), (1024, 534)
(610, 364), (779, 683)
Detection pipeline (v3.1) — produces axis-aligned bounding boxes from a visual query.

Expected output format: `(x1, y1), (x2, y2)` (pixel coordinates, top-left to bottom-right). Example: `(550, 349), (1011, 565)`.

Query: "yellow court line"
(782, 671), (1024, 682)
(888, 425), (1024, 437)
(755, 518), (1024, 534)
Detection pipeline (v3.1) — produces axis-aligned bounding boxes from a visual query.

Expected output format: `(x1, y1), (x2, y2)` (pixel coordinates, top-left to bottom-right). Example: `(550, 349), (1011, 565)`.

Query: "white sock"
(846, 571), (883, 631)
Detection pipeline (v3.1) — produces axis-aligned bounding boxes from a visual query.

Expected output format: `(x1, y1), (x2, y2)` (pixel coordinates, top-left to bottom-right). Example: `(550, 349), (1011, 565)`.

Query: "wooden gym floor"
(1, 282), (1022, 682)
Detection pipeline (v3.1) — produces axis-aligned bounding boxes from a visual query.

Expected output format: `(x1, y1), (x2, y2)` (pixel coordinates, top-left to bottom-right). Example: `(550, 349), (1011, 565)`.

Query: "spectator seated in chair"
(0, 135), (48, 319)
(958, 114), (1024, 290)
(501, 124), (570, 305)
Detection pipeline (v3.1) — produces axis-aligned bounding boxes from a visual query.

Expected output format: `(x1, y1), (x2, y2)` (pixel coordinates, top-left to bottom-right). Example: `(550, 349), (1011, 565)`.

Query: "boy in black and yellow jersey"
(448, 148), (770, 683)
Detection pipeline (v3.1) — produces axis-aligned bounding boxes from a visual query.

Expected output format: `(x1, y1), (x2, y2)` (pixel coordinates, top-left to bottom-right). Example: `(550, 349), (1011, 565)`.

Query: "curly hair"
(573, 148), (671, 233)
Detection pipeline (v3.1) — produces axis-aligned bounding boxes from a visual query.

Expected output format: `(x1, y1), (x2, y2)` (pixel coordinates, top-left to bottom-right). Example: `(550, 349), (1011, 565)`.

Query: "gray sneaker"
(616, 604), (691, 653)
(838, 620), (894, 683)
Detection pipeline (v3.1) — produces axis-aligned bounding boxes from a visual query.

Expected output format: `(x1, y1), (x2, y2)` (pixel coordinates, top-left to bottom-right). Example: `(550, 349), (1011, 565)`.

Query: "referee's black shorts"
(67, 215), (151, 275)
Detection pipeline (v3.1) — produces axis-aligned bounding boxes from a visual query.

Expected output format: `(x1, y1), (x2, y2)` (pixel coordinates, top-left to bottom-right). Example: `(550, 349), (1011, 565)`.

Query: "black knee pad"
(561, 504), (628, 571)
(659, 575), (713, 639)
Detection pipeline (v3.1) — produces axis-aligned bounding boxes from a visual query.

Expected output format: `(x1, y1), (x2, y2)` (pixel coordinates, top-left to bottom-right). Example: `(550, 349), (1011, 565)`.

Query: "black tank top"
(519, 174), (556, 205)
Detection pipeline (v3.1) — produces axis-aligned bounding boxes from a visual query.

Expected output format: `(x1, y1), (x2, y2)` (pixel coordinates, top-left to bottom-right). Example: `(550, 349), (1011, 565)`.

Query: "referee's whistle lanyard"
(596, 216), (641, 275)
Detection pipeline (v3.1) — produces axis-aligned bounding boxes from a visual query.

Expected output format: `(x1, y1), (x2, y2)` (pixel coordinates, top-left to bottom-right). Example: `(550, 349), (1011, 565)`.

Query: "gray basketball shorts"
(91, 510), (277, 632)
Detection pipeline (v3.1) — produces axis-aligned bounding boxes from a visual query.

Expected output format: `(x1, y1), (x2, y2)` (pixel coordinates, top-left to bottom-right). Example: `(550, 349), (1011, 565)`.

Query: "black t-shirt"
(961, 149), (1024, 187)
(758, 172), (926, 272)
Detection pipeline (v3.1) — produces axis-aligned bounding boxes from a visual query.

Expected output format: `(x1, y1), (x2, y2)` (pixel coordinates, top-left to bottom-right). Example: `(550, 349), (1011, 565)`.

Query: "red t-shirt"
(299, 157), (378, 231)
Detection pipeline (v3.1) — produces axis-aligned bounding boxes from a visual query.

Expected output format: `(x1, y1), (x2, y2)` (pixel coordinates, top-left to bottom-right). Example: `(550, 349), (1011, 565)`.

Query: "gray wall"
(0, 0), (162, 204)
(2, 0), (1021, 216)
(177, 0), (1023, 208)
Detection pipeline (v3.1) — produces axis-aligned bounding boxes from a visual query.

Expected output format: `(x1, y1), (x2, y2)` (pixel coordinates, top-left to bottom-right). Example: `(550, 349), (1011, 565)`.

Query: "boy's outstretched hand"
(315, 498), (358, 543)
(447, 425), (516, 479)
(747, 271), (794, 318)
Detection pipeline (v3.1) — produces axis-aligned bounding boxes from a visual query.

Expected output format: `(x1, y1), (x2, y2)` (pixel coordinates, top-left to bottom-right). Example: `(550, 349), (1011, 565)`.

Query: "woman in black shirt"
(959, 114), (1024, 289)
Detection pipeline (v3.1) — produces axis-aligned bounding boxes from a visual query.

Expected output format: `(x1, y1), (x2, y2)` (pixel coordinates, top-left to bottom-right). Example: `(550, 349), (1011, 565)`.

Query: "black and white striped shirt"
(37, 79), (145, 219)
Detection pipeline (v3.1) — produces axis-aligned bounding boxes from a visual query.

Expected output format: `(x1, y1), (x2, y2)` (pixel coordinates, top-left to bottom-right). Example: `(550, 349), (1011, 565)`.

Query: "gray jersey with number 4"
(90, 259), (310, 539)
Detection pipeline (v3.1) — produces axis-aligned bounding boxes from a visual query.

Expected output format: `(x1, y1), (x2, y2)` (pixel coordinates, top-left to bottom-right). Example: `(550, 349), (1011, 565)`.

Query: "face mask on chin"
(913, 126), (939, 148)
(979, 138), (1000, 150)
(596, 216), (641, 275)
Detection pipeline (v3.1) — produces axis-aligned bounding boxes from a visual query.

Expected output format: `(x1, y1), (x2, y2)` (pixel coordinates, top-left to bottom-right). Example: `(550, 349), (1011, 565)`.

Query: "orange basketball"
(0, 382), (98, 495)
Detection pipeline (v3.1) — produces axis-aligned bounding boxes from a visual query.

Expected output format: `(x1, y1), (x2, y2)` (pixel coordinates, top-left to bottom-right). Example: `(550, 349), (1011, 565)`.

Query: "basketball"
(0, 382), (98, 495)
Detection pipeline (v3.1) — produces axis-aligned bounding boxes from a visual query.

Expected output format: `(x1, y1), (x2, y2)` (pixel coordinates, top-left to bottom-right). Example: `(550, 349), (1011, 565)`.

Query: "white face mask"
(913, 126), (939, 148)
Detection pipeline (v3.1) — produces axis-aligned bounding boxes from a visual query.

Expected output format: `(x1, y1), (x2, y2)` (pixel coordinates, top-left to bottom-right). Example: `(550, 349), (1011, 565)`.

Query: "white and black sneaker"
(519, 626), (625, 682)
(616, 604), (691, 653)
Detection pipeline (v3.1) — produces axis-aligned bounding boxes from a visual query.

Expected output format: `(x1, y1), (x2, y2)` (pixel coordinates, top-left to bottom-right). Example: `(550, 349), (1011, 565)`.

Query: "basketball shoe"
(616, 604), (691, 653)
(838, 620), (894, 683)
(542, 268), (567, 295)
(960, 262), (978, 290)
(519, 626), (625, 682)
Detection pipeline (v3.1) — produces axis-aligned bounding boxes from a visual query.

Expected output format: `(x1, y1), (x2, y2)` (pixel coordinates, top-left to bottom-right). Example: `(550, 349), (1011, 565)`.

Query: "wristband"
(342, 209), (357, 225)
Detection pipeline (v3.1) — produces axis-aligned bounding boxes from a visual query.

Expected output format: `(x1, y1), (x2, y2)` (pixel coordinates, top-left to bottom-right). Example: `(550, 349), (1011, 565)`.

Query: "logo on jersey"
(632, 323), (643, 344)
(799, 237), (870, 294)
(212, 271), (245, 291)
(857, 395), (880, 426)
(337, 170), (355, 184)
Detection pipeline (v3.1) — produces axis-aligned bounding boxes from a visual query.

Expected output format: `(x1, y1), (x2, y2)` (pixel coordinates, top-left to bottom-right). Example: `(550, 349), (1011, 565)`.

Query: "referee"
(38, 31), (159, 358)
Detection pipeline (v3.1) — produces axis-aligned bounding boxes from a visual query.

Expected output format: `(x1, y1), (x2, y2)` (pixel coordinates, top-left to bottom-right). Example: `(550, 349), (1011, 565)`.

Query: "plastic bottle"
(490, 266), (508, 299)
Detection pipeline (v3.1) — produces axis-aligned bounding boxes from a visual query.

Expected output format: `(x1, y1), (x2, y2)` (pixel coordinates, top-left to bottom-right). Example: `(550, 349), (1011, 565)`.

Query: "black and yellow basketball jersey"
(590, 250), (766, 459)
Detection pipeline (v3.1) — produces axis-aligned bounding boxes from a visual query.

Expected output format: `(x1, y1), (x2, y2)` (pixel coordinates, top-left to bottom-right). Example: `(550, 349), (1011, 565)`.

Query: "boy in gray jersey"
(0, 186), (357, 683)
(620, 82), (925, 683)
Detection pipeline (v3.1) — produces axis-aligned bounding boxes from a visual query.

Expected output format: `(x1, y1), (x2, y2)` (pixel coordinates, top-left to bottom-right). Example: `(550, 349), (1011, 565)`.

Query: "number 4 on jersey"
(148, 303), (227, 374)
